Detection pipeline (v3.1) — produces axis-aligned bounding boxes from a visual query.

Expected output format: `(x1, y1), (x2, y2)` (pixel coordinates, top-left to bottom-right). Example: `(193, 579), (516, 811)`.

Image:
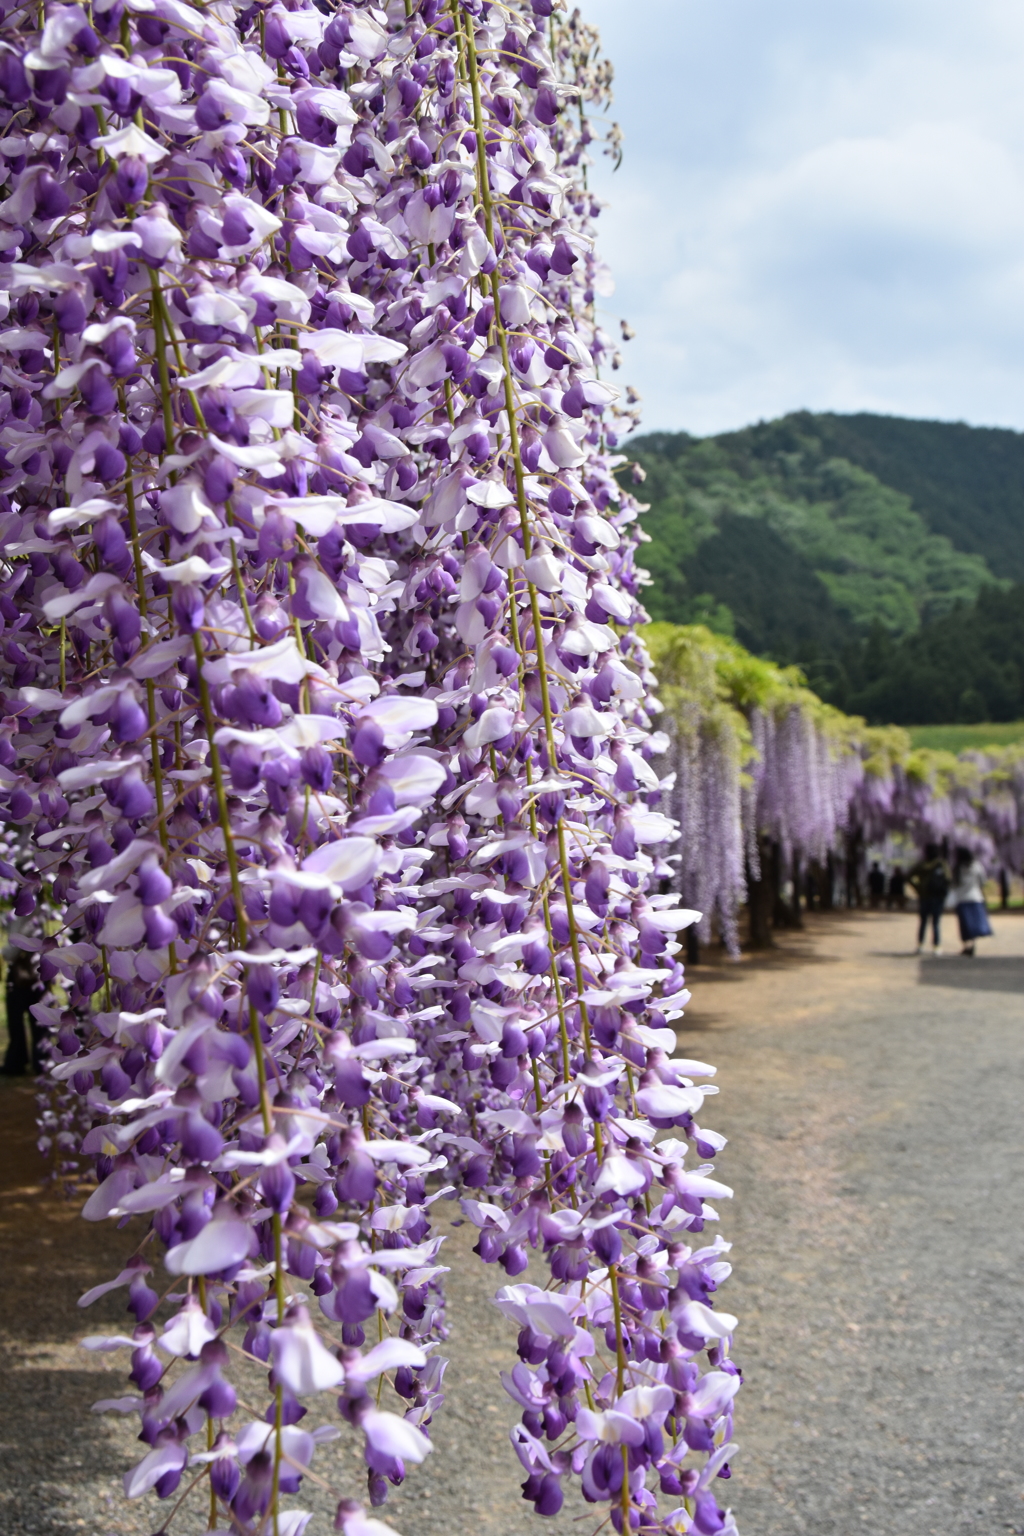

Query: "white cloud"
(580, 0), (1024, 434)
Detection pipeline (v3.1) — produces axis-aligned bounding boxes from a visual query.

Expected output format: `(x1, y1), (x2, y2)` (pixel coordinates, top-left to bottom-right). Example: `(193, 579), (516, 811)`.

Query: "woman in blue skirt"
(951, 846), (994, 957)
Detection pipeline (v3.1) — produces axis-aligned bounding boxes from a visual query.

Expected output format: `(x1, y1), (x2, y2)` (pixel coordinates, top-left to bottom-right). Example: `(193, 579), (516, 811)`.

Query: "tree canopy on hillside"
(629, 413), (1024, 724)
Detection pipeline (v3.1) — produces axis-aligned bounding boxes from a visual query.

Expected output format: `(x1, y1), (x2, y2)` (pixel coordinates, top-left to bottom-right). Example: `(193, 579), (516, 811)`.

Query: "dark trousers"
(918, 901), (943, 947)
(2, 983), (43, 1075)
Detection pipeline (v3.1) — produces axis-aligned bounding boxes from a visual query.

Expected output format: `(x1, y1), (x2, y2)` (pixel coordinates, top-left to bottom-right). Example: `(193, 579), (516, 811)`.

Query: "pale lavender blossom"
(0, 3), (739, 1535)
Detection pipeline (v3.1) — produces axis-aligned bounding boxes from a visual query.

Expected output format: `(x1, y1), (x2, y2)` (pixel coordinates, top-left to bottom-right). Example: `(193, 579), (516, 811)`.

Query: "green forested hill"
(631, 413), (1024, 725)
(797, 413), (1024, 581)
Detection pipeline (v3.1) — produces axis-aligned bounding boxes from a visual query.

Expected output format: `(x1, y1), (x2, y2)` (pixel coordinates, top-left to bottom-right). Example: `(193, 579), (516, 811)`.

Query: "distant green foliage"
(647, 621), (992, 807)
(845, 585), (1024, 725)
(629, 412), (1024, 725)
(908, 721), (1024, 752)
(803, 412), (1024, 582)
(633, 419), (996, 646)
(682, 512), (849, 669)
(646, 620), (857, 743)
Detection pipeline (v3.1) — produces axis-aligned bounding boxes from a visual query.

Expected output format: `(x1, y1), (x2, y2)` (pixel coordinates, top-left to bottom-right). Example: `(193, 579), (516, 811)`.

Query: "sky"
(578, 0), (1024, 437)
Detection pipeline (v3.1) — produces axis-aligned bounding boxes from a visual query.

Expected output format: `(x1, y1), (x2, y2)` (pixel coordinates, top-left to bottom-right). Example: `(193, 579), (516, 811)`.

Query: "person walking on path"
(1, 951), (43, 1075)
(887, 866), (906, 910)
(868, 861), (886, 908)
(951, 845), (993, 957)
(909, 843), (951, 955)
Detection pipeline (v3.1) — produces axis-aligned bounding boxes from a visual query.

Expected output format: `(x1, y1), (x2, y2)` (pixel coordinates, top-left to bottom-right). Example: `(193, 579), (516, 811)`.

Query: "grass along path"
(906, 720), (1024, 752)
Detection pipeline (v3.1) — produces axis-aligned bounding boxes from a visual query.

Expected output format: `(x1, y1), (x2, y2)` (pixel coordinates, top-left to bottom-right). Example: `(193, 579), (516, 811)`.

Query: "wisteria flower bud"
(260, 1156), (296, 1216)
(172, 583), (205, 635)
(210, 1436), (241, 1502)
(247, 964), (279, 1016)
(115, 156), (149, 205)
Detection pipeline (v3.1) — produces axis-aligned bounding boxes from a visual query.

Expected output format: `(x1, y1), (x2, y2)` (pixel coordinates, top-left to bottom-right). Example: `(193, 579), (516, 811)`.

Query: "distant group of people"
(868, 862), (906, 910)
(867, 846), (994, 956)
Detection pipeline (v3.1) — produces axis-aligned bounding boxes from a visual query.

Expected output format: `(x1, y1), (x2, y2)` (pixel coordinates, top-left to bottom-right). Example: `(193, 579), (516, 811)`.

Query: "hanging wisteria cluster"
(640, 628), (747, 953)
(647, 623), (859, 944)
(646, 621), (1024, 938)
(743, 705), (851, 876)
(0, 3), (743, 1535)
(838, 733), (1021, 875)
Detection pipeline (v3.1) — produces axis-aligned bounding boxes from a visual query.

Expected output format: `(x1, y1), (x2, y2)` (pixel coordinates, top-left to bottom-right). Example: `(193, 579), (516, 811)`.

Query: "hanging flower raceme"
(647, 620), (1024, 930)
(0, 3), (739, 1535)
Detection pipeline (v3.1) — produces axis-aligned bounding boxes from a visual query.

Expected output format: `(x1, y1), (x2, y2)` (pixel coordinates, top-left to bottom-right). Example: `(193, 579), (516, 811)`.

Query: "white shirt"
(951, 858), (986, 906)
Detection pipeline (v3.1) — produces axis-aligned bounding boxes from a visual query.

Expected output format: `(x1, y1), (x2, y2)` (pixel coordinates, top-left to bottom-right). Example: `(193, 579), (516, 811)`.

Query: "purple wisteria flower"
(0, 3), (740, 1535)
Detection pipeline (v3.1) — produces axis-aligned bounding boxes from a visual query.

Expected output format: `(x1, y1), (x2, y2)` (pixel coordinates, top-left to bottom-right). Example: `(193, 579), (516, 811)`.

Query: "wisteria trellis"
(647, 620), (1024, 946)
(0, 3), (742, 1535)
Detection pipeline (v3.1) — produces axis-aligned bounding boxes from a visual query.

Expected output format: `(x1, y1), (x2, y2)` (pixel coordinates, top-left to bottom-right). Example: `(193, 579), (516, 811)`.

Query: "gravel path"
(3, 908), (1023, 1536)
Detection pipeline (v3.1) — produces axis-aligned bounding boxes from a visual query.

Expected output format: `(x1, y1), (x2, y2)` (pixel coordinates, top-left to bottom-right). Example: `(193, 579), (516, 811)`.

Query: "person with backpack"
(909, 843), (951, 955)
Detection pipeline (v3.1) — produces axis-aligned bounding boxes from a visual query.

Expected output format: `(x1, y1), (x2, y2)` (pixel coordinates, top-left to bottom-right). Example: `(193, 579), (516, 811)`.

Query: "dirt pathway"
(2, 909), (1023, 1536)
(698, 909), (1024, 1536)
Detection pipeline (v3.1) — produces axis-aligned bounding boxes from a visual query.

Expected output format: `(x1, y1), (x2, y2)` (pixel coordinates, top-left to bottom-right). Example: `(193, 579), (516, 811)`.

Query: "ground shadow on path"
(917, 954), (1024, 993)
